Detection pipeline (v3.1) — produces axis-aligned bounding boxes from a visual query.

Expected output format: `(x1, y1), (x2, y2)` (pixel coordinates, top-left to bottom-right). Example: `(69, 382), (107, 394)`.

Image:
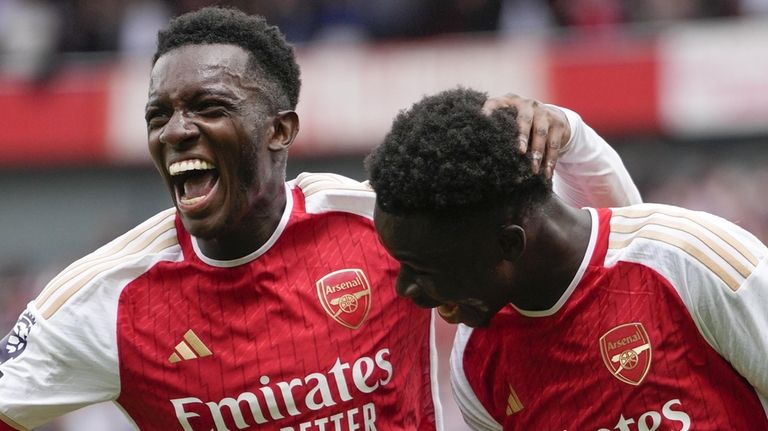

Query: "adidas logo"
(506, 383), (523, 416)
(169, 329), (212, 364)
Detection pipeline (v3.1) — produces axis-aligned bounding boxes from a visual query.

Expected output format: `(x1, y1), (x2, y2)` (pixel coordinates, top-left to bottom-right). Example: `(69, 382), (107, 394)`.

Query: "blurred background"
(2, 0), (768, 429)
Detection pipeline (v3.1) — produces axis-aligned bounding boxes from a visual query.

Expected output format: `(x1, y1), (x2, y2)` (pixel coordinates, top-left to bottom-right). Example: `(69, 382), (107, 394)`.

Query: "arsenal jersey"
(0, 173), (440, 431)
(452, 204), (768, 430)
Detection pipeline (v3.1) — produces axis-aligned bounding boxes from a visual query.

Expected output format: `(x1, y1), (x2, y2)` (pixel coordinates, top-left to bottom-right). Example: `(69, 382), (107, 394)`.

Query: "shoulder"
(289, 172), (376, 219)
(606, 203), (766, 293)
(33, 207), (182, 320)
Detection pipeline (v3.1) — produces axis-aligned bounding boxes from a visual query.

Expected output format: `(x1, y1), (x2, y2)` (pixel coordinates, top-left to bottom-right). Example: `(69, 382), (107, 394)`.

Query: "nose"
(159, 110), (199, 148)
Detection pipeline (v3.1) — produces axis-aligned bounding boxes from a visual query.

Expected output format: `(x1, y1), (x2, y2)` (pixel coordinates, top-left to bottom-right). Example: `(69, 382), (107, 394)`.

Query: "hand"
(482, 93), (572, 179)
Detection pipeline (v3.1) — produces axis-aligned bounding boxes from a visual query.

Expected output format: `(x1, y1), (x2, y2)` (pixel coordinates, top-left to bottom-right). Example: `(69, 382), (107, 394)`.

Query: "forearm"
(552, 107), (642, 208)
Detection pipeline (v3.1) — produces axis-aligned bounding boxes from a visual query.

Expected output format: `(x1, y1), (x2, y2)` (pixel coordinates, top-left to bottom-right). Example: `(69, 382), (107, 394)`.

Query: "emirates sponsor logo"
(599, 322), (652, 386)
(594, 399), (691, 431)
(171, 349), (393, 431)
(316, 269), (372, 329)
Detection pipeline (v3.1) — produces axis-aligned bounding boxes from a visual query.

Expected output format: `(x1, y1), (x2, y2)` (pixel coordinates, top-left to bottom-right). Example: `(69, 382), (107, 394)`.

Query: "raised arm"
(483, 93), (642, 208)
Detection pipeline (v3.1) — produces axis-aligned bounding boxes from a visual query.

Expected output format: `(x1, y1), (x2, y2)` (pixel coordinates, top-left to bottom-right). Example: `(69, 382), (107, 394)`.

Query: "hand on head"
(482, 93), (572, 179)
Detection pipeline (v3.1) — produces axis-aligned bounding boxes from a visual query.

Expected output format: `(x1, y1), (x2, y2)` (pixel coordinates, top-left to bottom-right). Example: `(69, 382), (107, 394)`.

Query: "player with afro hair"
(366, 87), (550, 218)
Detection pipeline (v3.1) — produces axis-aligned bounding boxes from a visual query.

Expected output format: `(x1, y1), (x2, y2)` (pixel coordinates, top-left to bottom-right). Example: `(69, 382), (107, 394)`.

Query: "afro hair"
(154, 6), (300, 110)
(365, 87), (550, 216)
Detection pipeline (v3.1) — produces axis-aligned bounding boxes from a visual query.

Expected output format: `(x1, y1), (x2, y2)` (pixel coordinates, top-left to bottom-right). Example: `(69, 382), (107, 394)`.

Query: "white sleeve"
(449, 326), (503, 431)
(678, 247), (768, 400)
(0, 209), (178, 430)
(551, 107), (642, 208)
(714, 258), (768, 400)
(0, 273), (123, 430)
(610, 205), (768, 402)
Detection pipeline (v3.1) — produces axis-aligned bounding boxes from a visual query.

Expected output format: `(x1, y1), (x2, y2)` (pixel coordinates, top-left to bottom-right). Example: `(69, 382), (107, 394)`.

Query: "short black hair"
(366, 87), (549, 216)
(153, 6), (300, 110)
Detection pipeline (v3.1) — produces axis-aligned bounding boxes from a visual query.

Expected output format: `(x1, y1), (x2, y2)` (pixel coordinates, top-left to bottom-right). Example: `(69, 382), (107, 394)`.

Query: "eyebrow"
(145, 87), (242, 110)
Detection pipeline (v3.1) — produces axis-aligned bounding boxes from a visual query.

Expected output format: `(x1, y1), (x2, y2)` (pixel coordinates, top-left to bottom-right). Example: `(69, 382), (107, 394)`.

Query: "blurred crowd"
(0, 0), (768, 69)
(2, 0), (764, 50)
(3, 0), (768, 79)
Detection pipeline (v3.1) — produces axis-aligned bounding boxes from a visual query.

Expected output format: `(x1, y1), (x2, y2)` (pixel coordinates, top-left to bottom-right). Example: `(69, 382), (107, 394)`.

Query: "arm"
(551, 107), (642, 208)
(613, 205), (768, 402)
(483, 94), (642, 208)
(672, 214), (768, 399)
(0, 274), (122, 430)
(714, 258), (768, 402)
(0, 300), (120, 430)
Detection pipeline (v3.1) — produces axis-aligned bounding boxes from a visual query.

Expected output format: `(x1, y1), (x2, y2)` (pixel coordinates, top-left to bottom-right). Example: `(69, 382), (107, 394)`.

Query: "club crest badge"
(599, 322), (652, 386)
(316, 268), (372, 329)
(0, 310), (37, 365)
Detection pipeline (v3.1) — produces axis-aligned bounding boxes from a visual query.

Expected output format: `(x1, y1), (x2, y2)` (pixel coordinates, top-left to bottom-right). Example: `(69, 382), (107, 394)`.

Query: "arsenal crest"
(599, 322), (652, 386)
(316, 269), (372, 329)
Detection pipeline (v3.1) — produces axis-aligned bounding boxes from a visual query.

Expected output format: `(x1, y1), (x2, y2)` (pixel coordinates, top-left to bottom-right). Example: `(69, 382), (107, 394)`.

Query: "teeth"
(169, 159), (215, 176)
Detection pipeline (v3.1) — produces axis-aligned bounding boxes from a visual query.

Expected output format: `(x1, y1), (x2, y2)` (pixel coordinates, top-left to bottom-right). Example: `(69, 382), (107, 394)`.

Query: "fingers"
(481, 93), (520, 116)
(515, 104), (534, 154)
(483, 94), (534, 153)
(483, 94), (570, 179)
(528, 108), (549, 175)
(543, 124), (566, 179)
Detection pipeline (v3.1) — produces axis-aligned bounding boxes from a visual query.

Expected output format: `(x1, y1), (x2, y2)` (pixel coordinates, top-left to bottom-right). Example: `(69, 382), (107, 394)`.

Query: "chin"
(461, 316), (492, 328)
(456, 309), (493, 328)
(180, 215), (225, 240)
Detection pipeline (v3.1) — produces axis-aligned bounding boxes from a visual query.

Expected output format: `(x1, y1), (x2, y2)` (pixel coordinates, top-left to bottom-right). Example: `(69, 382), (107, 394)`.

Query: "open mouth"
(437, 304), (461, 324)
(168, 159), (219, 209)
(437, 301), (491, 327)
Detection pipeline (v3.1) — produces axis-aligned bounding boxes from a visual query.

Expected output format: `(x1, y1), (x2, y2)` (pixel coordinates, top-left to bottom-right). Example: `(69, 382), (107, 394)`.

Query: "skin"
(374, 197), (592, 327)
(145, 44), (299, 260)
(482, 94), (572, 179)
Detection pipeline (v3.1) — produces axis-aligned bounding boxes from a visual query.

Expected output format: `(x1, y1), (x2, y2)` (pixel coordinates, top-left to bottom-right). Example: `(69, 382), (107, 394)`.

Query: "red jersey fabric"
(0, 174), (439, 431)
(453, 207), (768, 430)
(116, 184), (437, 430)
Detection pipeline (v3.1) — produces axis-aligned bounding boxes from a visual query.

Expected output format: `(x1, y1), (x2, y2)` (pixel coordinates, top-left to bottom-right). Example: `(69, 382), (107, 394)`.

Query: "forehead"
(149, 44), (253, 97)
(374, 208), (493, 264)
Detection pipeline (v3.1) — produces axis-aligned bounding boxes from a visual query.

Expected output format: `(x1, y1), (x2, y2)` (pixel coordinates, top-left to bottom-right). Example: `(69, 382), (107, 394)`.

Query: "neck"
(197, 183), (287, 261)
(509, 197), (592, 311)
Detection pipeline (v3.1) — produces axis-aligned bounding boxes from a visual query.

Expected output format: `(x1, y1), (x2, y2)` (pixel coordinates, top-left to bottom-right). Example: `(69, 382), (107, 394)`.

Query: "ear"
(499, 224), (525, 263)
(268, 110), (300, 152)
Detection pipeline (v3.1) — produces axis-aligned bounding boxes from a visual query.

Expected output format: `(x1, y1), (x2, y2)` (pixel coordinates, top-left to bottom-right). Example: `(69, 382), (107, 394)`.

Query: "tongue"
(183, 172), (216, 199)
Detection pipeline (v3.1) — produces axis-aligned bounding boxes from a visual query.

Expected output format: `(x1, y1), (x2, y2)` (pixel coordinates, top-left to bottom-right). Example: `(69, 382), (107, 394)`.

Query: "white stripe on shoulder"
(34, 208), (180, 318)
(608, 204), (765, 292)
(291, 172), (372, 196)
(450, 325), (503, 431)
(290, 172), (376, 219)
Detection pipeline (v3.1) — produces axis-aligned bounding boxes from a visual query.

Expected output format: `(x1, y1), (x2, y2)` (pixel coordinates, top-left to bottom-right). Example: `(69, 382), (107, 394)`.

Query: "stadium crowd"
(3, 0), (766, 82)
(0, 0), (762, 56)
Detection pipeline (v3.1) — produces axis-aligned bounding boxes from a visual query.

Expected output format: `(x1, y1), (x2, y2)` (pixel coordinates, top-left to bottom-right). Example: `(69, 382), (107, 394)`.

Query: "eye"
(145, 109), (169, 129)
(196, 101), (231, 118)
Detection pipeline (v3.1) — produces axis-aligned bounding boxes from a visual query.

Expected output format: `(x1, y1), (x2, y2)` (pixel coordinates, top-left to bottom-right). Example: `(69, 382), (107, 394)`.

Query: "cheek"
(147, 134), (165, 168)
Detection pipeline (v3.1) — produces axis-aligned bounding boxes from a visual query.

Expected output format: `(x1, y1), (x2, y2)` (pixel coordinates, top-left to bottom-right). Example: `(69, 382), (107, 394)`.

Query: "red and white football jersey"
(0, 106), (642, 430)
(452, 204), (768, 430)
(0, 173), (440, 431)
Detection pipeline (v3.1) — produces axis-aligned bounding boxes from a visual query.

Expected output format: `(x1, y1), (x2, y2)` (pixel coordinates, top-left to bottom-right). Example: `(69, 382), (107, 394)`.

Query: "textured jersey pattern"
(452, 205), (768, 430)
